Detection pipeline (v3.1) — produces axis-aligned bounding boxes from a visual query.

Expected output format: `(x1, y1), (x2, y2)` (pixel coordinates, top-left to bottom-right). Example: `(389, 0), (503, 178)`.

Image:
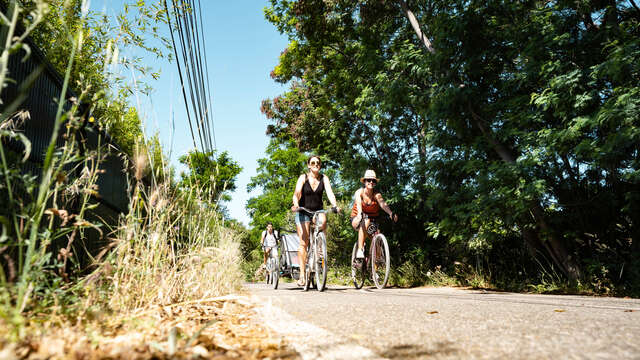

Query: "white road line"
(252, 296), (386, 360)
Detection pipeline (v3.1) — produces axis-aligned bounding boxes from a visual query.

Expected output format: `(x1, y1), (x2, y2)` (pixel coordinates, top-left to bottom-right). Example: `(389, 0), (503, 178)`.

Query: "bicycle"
(294, 206), (337, 292)
(263, 245), (279, 289)
(351, 213), (391, 289)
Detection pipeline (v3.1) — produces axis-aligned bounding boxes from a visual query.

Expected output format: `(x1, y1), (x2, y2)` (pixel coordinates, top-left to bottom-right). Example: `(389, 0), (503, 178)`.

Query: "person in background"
(261, 222), (278, 267)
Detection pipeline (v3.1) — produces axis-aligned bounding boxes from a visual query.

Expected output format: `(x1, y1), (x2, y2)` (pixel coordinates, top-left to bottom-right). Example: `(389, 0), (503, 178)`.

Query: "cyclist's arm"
(323, 175), (339, 209)
(291, 174), (305, 210)
(375, 192), (394, 218)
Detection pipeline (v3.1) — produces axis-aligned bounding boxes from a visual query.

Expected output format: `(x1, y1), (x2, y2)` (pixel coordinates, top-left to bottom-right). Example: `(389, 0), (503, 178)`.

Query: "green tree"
(262, 0), (640, 291)
(246, 137), (306, 231)
(179, 150), (242, 203)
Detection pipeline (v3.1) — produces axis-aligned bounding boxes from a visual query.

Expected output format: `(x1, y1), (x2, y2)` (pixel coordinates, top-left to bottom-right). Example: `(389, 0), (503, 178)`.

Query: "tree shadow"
(378, 342), (459, 359)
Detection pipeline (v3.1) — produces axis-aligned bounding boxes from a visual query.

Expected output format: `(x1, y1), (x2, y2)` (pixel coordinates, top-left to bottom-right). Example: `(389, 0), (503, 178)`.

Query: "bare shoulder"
(374, 191), (384, 201)
(294, 174), (306, 190)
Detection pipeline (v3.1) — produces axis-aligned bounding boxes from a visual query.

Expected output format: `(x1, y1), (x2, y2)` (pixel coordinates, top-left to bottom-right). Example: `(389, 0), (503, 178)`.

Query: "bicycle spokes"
(314, 232), (328, 292)
(371, 235), (390, 289)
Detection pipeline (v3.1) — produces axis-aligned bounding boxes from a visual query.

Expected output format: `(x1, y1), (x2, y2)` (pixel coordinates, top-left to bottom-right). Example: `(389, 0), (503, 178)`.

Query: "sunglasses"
(365, 179), (377, 184)
(309, 161), (321, 166)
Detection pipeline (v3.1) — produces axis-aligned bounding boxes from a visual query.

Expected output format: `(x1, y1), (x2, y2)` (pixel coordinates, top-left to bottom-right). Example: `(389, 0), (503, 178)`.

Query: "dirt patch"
(0, 296), (299, 359)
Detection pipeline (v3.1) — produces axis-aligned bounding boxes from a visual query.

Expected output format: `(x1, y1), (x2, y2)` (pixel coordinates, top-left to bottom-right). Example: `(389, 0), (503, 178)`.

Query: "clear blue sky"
(94, 0), (289, 225)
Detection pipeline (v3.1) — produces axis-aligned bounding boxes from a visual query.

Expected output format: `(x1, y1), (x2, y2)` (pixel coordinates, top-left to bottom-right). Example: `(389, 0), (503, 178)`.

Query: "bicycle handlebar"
(294, 206), (339, 214)
(361, 212), (399, 222)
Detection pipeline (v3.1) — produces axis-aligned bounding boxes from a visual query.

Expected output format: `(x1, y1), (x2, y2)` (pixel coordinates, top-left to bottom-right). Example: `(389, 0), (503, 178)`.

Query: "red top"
(350, 190), (380, 218)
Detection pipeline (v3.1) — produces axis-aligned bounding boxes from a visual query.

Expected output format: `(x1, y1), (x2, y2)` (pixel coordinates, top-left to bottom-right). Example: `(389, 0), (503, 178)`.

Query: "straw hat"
(360, 169), (379, 183)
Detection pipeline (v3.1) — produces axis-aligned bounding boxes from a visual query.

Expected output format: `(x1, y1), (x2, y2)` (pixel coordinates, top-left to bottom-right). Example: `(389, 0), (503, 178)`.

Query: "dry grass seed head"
(134, 150), (148, 181)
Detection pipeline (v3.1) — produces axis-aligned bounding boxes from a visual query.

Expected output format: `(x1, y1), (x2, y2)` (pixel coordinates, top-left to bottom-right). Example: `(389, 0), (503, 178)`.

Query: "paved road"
(245, 282), (640, 359)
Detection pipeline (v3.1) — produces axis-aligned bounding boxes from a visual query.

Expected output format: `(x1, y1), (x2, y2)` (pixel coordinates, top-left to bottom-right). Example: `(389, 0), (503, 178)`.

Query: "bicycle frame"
(352, 212), (391, 289)
(296, 206), (332, 291)
(362, 213), (379, 235)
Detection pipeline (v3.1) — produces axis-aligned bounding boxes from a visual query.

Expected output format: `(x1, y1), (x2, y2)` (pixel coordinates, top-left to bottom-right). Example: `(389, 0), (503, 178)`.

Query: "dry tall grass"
(1, 0), (245, 346)
(105, 180), (243, 311)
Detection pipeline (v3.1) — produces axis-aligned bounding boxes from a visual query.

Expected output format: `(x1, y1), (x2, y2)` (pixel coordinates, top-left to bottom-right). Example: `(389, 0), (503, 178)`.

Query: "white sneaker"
(356, 248), (365, 259)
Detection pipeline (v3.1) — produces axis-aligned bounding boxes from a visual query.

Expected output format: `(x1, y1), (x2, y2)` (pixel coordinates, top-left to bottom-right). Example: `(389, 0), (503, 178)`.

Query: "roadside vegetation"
(245, 0), (640, 297)
(0, 0), (249, 356)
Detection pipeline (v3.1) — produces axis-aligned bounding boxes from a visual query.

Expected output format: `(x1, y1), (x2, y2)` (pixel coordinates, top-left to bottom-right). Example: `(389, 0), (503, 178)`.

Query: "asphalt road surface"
(245, 282), (640, 359)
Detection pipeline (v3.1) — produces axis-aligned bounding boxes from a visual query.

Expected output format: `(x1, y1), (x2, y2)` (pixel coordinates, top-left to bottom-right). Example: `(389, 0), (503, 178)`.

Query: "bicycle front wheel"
(314, 232), (328, 292)
(304, 245), (313, 291)
(351, 242), (365, 289)
(371, 234), (390, 289)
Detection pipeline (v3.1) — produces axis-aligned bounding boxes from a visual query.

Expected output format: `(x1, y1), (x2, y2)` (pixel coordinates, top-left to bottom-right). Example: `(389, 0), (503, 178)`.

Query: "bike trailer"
(280, 232), (301, 268)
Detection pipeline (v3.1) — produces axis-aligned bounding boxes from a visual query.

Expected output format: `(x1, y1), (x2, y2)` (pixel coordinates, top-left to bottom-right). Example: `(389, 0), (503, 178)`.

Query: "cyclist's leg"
(317, 212), (327, 231)
(296, 219), (310, 285)
(315, 212), (327, 255)
(357, 218), (371, 251)
(268, 246), (276, 269)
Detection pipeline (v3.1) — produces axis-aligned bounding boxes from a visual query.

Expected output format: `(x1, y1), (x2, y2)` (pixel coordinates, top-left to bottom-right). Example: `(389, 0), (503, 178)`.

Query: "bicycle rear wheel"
(314, 232), (328, 291)
(371, 234), (390, 289)
(351, 242), (365, 289)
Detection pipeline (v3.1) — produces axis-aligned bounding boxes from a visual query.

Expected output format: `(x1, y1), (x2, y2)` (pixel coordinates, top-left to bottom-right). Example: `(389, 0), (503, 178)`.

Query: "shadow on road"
(278, 286), (352, 293)
(379, 342), (459, 359)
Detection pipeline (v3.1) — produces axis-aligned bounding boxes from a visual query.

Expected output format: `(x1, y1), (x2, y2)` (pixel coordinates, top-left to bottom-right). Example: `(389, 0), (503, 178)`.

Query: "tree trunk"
(469, 108), (581, 280)
(398, 0), (435, 53)
(400, 1), (582, 279)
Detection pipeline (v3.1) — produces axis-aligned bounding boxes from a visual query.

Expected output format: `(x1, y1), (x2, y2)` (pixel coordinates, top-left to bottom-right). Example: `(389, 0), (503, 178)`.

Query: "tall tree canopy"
(254, 0), (640, 292)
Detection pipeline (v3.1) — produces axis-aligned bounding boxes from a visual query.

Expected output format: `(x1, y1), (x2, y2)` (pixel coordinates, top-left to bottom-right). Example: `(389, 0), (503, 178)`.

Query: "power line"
(174, 0), (207, 152)
(163, 0), (216, 154)
(196, 0), (216, 149)
(162, 0), (199, 152)
(181, 2), (209, 151)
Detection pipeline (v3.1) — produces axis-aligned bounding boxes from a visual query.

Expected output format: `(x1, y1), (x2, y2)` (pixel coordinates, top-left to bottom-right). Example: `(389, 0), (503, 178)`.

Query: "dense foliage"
(250, 0), (640, 294)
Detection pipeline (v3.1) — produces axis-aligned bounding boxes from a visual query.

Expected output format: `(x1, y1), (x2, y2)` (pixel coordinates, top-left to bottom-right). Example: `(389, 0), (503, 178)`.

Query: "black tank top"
(300, 174), (324, 211)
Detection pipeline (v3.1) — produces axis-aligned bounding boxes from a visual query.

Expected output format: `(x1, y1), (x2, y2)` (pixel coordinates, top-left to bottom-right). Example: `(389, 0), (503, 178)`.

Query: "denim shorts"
(295, 210), (312, 224)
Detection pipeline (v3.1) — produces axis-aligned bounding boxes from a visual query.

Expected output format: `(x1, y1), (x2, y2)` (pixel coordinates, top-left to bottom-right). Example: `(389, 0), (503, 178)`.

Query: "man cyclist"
(261, 222), (278, 267)
(291, 155), (340, 287)
(350, 170), (398, 259)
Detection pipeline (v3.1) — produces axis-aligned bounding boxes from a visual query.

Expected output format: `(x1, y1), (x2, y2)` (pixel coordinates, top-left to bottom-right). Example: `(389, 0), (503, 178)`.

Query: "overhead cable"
(163, 0), (216, 154)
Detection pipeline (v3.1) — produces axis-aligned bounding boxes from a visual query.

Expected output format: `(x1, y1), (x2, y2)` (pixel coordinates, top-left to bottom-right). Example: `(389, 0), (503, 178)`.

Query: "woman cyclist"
(291, 155), (340, 287)
(351, 170), (398, 259)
